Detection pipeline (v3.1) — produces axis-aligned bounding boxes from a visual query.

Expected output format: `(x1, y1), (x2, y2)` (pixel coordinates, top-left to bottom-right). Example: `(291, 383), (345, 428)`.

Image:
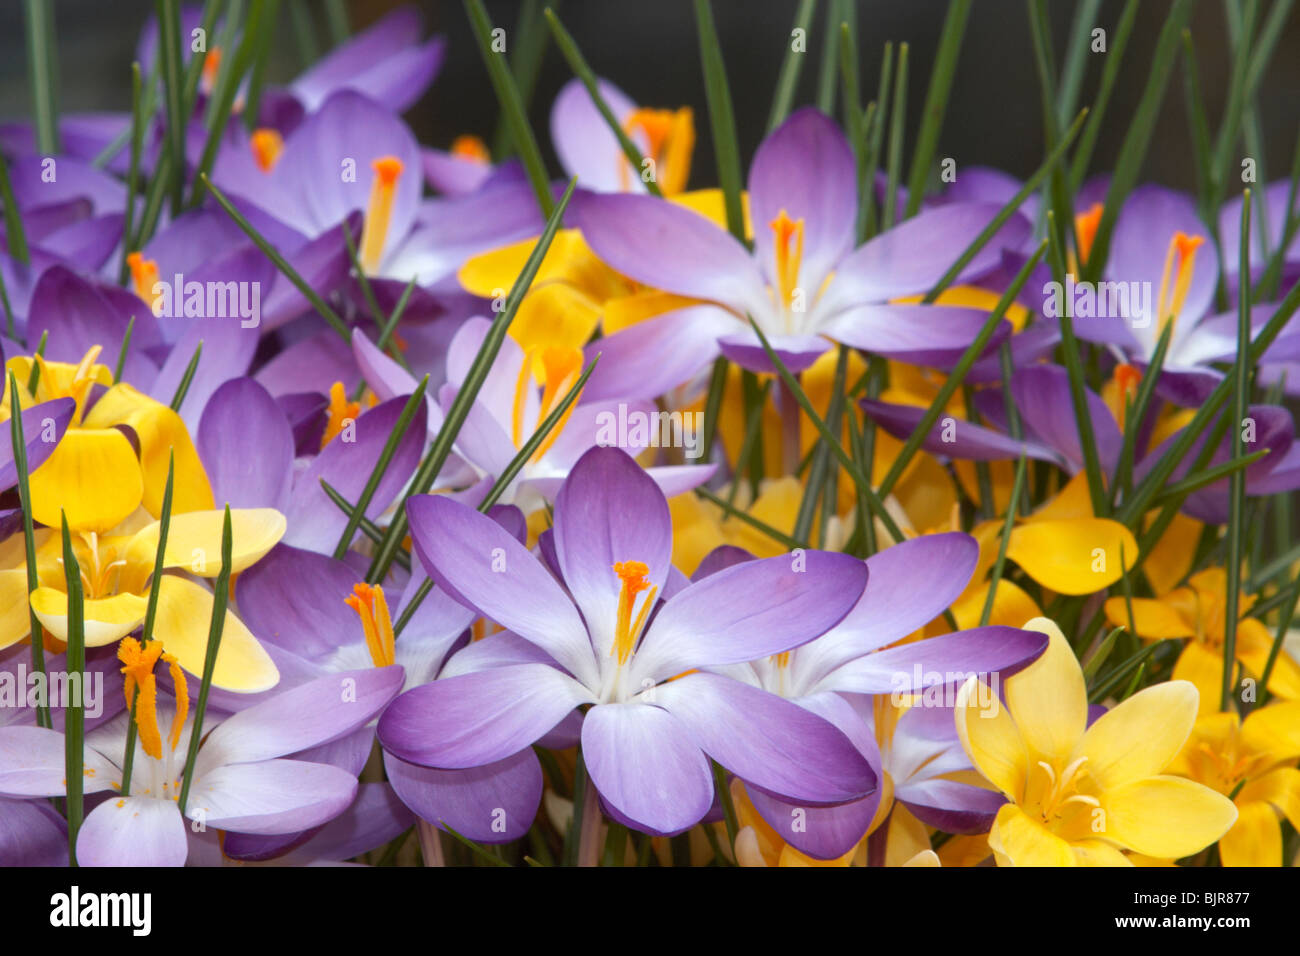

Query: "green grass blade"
(882, 43), (908, 231)
(59, 513), (85, 864)
(8, 371), (50, 729)
(979, 453), (1028, 627)
(23, 0), (61, 156)
(767, 0), (819, 133)
(155, 0), (187, 213)
(1068, 0), (1138, 192)
(903, 0), (972, 218)
(0, 155), (30, 266)
(694, 0), (746, 243)
(465, 0), (554, 218)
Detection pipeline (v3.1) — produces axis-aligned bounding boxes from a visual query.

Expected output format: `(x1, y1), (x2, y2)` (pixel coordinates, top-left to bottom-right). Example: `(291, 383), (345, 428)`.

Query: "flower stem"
(417, 820), (445, 867)
(575, 772), (602, 868)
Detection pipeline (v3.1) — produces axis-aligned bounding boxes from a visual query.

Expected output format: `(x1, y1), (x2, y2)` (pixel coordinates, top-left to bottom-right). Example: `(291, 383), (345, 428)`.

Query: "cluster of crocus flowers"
(0, 0), (1297, 874)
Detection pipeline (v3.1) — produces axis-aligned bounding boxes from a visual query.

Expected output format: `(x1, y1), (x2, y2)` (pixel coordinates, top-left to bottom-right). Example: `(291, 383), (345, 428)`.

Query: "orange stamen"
(1074, 203), (1103, 265)
(618, 107), (694, 195)
(250, 128), (284, 173)
(1155, 231), (1206, 332)
(769, 209), (805, 311)
(118, 638), (167, 760)
(359, 156), (405, 273)
(611, 561), (656, 666)
(344, 582), (396, 668)
(201, 47), (223, 93)
(127, 252), (161, 310)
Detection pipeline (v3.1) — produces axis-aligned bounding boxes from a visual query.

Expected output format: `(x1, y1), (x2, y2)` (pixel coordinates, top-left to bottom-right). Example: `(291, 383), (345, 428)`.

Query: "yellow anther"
(359, 156), (405, 273)
(250, 128), (285, 173)
(769, 209), (805, 311)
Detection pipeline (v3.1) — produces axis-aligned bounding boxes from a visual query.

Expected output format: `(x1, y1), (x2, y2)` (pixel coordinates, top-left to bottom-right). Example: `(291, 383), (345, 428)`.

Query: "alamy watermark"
(1042, 274), (1152, 327)
(150, 273), (261, 329)
(594, 403), (705, 459)
(0, 664), (103, 719)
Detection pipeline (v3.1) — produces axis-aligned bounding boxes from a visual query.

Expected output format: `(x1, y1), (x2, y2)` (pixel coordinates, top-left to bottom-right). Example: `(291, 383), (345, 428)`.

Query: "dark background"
(1, 0), (1298, 190)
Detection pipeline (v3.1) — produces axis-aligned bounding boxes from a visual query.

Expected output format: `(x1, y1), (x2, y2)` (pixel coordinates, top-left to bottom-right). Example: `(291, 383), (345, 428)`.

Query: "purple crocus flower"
(377, 446), (876, 835)
(565, 107), (1029, 401)
(696, 534), (1046, 859)
(0, 667), (403, 866)
(862, 362), (1300, 523)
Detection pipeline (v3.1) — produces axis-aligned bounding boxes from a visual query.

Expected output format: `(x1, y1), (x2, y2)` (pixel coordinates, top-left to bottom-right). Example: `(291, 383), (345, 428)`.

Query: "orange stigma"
(345, 583), (396, 668)
(359, 156), (405, 272)
(618, 107), (694, 195)
(1074, 203), (1103, 264)
(118, 637), (188, 760)
(1110, 363), (1142, 430)
(510, 346), (585, 461)
(769, 209), (805, 312)
(1155, 231), (1206, 331)
(451, 134), (490, 164)
(611, 561), (657, 666)
(127, 252), (161, 309)
(250, 128), (284, 172)
(201, 46), (223, 93)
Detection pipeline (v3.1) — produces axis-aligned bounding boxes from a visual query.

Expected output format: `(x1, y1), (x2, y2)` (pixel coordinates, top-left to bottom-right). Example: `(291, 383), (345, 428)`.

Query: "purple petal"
(384, 747), (542, 843)
(76, 796), (188, 867)
(581, 305), (733, 402)
(0, 797), (67, 865)
(190, 759), (358, 835)
(197, 378), (294, 511)
(631, 551), (868, 683)
(553, 447), (673, 661)
(717, 330), (830, 375)
(581, 701), (714, 836)
(654, 673), (876, 804)
(378, 663), (595, 769)
(550, 76), (640, 191)
(859, 397), (1059, 463)
(822, 304), (1011, 367)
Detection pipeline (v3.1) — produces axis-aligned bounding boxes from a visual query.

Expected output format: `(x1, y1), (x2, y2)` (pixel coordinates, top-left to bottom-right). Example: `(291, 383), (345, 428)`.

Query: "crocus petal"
(28, 427), (144, 533)
(151, 575), (279, 692)
(630, 551), (868, 685)
(654, 673), (875, 805)
(550, 76), (640, 191)
(195, 668), (405, 774)
(283, 393), (428, 554)
(30, 588), (148, 647)
(819, 203), (1031, 310)
(748, 108), (856, 292)
(581, 701), (714, 836)
(0, 726), (118, 797)
(822, 304), (1010, 368)
(1099, 775), (1238, 859)
(406, 494), (597, 685)
(128, 508), (286, 576)
(188, 759), (358, 835)
(817, 626), (1048, 695)
(1005, 518), (1139, 595)
(580, 305), (734, 403)
(1011, 365), (1124, 473)
(197, 378), (295, 511)
(0, 397), (73, 490)
(0, 796), (67, 865)
(384, 747), (542, 843)
(1217, 801), (1282, 867)
(955, 675), (1028, 800)
(76, 796), (188, 867)
(553, 446), (673, 662)
(1002, 618), (1087, 762)
(568, 189), (768, 316)
(859, 398), (1057, 464)
(1077, 680), (1199, 789)
(987, 802), (1076, 866)
(716, 331), (831, 375)
(377, 663), (595, 769)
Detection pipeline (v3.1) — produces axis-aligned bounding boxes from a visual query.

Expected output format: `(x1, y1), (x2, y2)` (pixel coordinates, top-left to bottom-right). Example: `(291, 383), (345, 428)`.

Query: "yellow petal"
(777, 842), (858, 867)
(951, 579), (1041, 631)
(1026, 470), (1096, 522)
(1238, 767), (1300, 830)
(1216, 801), (1281, 867)
(1241, 705), (1300, 765)
(1077, 680), (1199, 789)
(1099, 775), (1238, 859)
(1171, 641), (1227, 716)
(29, 587), (148, 646)
(1006, 518), (1139, 595)
(509, 283), (602, 368)
(883, 804), (932, 868)
(987, 803), (1076, 866)
(0, 568), (33, 649)
(669, 188), (752, 237)
(733, 827), (769, 867)
(1003, 618), (1087, 763)
(901, 849), (941, 867)
(955, 675), (1028, 799)
(1103, 594), (1196, 639)
(29, 427), (144, 533)
(602, 290), (696, 335)
(127, 508), (286, 577)
(1237, 617), (1300, 702)
(1071, 840), (1134, 866)
(82, 383), (214, 517)
(150, 575), (278, 692)
(1142, 511), (1203, 595)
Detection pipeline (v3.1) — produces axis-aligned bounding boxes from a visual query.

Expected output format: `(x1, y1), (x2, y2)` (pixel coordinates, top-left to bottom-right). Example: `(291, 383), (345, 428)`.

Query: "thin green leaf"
(8, 371), (50, 729)
(60, 513), (85, 864)
(904, 0), (972, 218)
(766, 0), (819, 133)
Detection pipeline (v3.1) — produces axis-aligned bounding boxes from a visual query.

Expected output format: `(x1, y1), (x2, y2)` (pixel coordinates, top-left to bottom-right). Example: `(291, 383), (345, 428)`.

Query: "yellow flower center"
(1024, 755), (1100, 833)
(618, 107), (694, 195)
(250, 127), (284, 173)
(31, 345), (105, 418)
(344, 582), (396, 668)
(321, 381), (369, 448)
(118, 636), (189, 762)
(611, 560), (657, 666)
(359, 156), (404, 273)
